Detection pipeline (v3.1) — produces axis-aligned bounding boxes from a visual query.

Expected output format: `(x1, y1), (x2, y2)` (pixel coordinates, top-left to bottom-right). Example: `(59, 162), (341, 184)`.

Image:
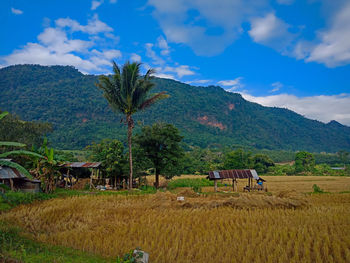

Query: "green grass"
(167, 178), (222, 190)
(0, 221), (113, 263)
(0, 186), (159, 212)
(0, 189), (87, 212)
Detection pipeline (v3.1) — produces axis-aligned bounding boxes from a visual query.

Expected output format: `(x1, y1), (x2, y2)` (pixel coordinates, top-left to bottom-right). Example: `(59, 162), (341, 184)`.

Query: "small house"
(0, 165), (41, 193)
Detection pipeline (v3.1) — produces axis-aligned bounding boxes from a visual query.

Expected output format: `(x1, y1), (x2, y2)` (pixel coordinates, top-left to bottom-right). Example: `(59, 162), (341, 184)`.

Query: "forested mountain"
(1, 64), (349, 152)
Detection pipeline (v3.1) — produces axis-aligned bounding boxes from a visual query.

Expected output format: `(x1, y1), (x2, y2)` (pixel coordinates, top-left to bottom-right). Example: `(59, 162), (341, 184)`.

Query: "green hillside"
(1, 64), (349, 152)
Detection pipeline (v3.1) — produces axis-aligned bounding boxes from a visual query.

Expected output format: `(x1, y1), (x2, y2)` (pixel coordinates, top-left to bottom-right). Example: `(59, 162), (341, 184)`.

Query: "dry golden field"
(2, 176), (350, 263)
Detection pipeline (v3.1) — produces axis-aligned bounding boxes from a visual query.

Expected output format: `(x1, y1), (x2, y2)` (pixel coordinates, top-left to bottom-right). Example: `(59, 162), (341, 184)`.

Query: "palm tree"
(96, 61), (168, 189)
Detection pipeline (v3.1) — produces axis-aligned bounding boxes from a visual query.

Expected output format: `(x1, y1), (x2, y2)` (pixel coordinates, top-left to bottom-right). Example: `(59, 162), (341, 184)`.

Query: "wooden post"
(214, 180), (218, 192)
(90, 169), (93, 189)
(9, 178), (14, 191)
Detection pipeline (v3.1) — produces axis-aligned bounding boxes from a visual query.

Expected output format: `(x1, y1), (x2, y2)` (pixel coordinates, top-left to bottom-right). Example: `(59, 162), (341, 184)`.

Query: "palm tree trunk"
(127, 114), (134, 190)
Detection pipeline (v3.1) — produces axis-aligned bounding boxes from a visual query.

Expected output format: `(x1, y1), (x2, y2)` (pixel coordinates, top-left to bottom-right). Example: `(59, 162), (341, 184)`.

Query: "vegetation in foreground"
(1, 176), (350, 263)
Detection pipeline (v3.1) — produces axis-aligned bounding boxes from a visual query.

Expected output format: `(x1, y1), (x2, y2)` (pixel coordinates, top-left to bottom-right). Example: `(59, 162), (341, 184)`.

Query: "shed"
(0, 166), (41, 193)
(61, 162), (101, 189)
(208, 169), (264, 192)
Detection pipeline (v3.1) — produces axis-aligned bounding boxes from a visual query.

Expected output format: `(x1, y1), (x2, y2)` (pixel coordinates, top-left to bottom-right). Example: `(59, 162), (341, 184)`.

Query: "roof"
(63, 162), (101, 168)
(208, 169), (258, 180)
(0, 166), (26, 179)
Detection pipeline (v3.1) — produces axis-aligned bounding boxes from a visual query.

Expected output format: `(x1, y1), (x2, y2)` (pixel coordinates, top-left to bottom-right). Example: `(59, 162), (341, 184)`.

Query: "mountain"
(0, 64), (349, 152)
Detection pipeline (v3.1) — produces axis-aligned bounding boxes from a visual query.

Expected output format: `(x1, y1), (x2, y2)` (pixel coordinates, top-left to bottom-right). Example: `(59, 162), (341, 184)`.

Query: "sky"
(1, 0), (350, 125)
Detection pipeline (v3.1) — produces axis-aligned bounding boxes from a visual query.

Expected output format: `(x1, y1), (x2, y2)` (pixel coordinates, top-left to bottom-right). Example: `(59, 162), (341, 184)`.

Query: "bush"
(312, 184), (324, 194)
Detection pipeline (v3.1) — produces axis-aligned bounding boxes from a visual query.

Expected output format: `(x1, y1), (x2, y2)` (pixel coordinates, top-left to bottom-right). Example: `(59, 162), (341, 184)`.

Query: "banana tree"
(0, 111), (43, 180)
(30, 141), (62, 193)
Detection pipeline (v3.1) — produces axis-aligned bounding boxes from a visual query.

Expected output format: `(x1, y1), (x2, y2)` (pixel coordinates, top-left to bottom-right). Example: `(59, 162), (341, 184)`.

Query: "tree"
(135, 123), (184, 188)
(87, 139), (126, 187)
(0, 110), (52, 148)
(337, 150), (349, 167)
(31, 139), (62, 193)
(295, 151), (315, 173)
(0, 112), (43, 180)
(96, 61), (168, 189)
(251, 154), (275, 174)
(223, 149), (251, 170)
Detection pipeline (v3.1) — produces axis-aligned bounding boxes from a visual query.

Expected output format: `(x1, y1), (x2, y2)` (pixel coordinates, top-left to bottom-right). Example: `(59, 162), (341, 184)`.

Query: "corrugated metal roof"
(63, 162), (101, 168)
(208, 169), (257, 180)
(0, 166), (26, 179)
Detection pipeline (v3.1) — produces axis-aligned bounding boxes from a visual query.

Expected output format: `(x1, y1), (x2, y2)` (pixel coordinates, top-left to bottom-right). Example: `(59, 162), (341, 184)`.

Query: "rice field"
(1, 176), (350, 263)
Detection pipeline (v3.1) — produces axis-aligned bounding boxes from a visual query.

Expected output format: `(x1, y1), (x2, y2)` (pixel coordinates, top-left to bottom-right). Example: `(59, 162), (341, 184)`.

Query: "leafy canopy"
(87, 139), (126, 178)
(135, 123), (184, 180)
(96, 61), (168, 116)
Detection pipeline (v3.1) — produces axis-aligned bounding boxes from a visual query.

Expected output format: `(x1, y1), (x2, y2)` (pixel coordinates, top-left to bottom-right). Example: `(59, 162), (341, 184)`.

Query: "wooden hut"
(0, 165), (41, 193)
(207, 169), (265, 192)
(62, 162), (101, 189)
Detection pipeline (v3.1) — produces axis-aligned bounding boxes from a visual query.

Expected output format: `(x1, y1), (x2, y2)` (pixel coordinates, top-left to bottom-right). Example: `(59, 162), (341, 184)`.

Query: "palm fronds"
(0, 111), (9, 120)
(0, 141), (26, 147)
(0, 159), (33, 179)
(0, 150), (43, 159)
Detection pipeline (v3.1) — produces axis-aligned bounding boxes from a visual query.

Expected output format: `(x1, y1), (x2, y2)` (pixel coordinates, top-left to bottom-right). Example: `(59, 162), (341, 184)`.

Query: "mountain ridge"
(0, 64), (349, 152)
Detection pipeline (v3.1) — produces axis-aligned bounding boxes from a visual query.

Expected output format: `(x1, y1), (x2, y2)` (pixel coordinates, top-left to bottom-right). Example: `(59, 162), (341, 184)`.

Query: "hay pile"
(143, 190), (308, 210)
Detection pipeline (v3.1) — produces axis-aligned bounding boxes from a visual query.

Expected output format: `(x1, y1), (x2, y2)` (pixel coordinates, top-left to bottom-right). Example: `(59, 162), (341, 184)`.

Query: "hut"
(61, 162), (102, 189)
(0, 165), (41, 193)
(207, 169), (266, 192)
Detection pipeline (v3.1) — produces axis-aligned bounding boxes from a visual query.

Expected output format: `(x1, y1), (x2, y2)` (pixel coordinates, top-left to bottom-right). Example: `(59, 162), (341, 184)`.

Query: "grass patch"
(167, 178), (222, 190)
(0, 221), (113, 262)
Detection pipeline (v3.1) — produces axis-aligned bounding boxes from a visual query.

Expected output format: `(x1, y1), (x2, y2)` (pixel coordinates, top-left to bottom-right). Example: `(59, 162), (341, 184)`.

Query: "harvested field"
(166, 175), (350, 193)
(2, 176), (350, 263)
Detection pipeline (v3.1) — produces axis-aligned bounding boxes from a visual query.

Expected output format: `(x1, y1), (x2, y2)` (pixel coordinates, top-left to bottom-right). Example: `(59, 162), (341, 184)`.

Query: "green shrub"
(312, 184), (324, 194)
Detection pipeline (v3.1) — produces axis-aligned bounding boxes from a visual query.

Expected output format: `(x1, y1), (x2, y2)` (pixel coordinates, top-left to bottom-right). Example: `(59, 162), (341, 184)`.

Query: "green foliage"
(295, 151), (315, 173)
(222, 149), (275, 174)
(135, 123), (184, 187)
(251, 154), (275, 173)
(116, 249), (144, 263)
(2, 65), (350, 152)
(0, 110), (52, 148)
(312, 184), (325, 194)
(31, 140), (62, 193)
(0, 114), (44, 179)
(87, 139), (126, 178)
(337, 150), (349, 166)
(167, 178), (218, 190)
(223, 149), (251, 169)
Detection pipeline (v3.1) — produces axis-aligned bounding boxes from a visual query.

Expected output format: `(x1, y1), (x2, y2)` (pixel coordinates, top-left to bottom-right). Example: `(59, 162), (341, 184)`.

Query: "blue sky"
(1, 0), (350, 125)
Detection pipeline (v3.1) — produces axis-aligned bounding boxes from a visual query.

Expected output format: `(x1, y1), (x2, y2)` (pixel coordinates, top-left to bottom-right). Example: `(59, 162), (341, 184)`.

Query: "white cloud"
(1, 16), (121, 74)
(130, 53), (141, 62)
(164, 65), (195, 78)
(147, 0), (268, 56)
(11, 7), (23, 15)
(298, 2), (350, 67)
(186, 79), (211, 85)
(91, 0), (103, 10)
(218, 77), (244, 91)
(240, 92), (350, 126)
(145, 43), (165, 64)
(157, 36), (170, 56)
(56, 14), (113, 35)
(270, 81), (283, 92)
(249, 13), (295, 51)
(154, 72), (176, 80)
